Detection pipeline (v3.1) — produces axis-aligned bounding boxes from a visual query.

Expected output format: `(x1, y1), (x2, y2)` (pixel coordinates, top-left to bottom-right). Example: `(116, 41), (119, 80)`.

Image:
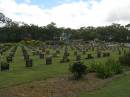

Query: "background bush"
(95, 59), (123, 79)
(119, 52), (130, 66)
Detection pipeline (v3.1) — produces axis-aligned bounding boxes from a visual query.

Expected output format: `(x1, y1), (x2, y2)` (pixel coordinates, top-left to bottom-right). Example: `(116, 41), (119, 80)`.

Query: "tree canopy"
(0, 22), (129, 42)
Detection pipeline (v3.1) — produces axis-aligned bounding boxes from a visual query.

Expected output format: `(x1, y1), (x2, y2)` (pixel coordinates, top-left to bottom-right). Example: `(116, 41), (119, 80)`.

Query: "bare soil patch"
(0, 73), (121, 97)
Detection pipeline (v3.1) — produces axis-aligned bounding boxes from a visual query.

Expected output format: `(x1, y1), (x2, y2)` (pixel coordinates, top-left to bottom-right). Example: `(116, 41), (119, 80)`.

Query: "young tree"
(69, 62), (87, 80)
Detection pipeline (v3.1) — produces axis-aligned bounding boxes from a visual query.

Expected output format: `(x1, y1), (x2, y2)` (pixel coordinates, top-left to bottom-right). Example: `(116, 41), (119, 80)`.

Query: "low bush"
(69, 62), (87, 80)
(87, 62), (99, 72)
(95, 59), (123, 79)
(119, 52), (130, 66)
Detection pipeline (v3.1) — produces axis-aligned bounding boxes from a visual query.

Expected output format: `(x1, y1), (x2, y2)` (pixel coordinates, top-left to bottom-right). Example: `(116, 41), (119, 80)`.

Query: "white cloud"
(0, 0), (130, 28)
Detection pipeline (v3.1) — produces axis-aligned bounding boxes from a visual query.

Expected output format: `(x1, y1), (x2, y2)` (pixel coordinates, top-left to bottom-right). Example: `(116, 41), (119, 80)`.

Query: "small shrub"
(87, 62), (99, 72)
(96, 62), (113, 78)
(95, 59), (122, 79)
(105, 59), (123, 74)
(119, 52), (130, 66)
(69, 62), (87, 80)
(112, 62), (123, 74)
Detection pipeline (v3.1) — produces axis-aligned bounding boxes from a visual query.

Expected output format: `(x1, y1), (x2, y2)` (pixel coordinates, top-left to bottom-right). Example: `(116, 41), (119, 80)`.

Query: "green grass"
(0, 46), (69, 88)
(77, 72), (130, 97)
(0, 44), (128, 89)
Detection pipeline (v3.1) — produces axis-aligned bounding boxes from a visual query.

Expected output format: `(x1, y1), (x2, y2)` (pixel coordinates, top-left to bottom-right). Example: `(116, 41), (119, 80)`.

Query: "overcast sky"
(0, 0), (130, 28)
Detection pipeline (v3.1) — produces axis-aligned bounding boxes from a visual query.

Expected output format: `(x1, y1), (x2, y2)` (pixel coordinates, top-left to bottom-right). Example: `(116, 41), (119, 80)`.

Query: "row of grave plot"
(0, 43), (128, 72)
(0, 46), (17, 71)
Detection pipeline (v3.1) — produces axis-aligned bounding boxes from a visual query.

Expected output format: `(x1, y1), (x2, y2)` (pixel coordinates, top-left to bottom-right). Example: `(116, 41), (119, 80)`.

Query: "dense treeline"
(0, 22), (129, 42)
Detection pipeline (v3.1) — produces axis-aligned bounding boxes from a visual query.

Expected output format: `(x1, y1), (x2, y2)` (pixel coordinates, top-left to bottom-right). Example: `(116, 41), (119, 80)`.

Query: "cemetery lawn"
(0, 44), (129, 97)
(0, 45), (121, 88)
(0, 46), (69, 88)
(77, 71), (130, 97)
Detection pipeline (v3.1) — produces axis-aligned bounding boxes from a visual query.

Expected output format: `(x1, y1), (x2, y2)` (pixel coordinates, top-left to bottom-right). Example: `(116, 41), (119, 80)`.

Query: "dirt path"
(0, 73), (121, 97)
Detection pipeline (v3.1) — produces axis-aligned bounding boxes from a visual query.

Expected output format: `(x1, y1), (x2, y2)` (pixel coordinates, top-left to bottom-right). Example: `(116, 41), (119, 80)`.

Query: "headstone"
(39, 53), (44, 59)
(6, 56), (13, 63)
(26, 59), (33, 67)
(1, 62), (9, 71)
(97, 51), (101, 58)
(76, 54), (81, 61)
(86, 54), (93, 59)
(46, 55), (52, 65)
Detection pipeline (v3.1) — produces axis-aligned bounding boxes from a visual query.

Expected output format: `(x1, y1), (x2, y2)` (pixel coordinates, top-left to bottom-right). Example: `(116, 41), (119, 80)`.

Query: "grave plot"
(0, 42), (128, 94)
